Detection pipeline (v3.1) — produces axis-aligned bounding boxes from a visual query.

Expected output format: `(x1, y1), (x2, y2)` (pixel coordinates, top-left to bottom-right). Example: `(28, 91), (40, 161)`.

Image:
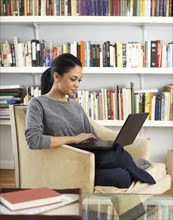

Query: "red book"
(155, 40), (163, 67)
(52, 47), (58, 61)
(115, 0), (120, 16)
(109, 90), (114, 120)
(151, 0), (156, 16)
(0, 187), (62, 211)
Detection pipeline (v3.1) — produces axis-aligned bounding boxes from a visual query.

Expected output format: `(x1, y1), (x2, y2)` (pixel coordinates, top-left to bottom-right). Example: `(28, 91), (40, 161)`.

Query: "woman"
(25, 53), (155, 188)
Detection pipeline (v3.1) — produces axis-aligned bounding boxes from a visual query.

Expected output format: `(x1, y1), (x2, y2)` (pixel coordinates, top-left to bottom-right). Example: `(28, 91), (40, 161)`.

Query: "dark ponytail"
(41, 53), (82, 95)
(41, 67), (53, 95)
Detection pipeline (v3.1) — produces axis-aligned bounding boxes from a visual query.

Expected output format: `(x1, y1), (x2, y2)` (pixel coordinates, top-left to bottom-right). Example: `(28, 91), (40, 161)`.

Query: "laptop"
(72, 112), (149, 150)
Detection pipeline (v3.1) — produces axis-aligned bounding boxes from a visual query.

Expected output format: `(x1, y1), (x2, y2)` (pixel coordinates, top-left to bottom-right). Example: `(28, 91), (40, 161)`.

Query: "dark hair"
(41, 67), (52, 95)
(41, 53), (82, 95)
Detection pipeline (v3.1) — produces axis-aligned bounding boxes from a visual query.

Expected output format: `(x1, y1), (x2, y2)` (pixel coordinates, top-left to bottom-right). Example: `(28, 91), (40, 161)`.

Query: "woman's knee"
(95, 168), (132, 188)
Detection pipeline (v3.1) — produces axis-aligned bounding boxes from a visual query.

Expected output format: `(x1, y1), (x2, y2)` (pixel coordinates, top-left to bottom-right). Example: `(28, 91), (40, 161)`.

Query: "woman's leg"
(90, 144), (134, 169)
(90, 145), (156, 184)
(95, 167), (132, 188)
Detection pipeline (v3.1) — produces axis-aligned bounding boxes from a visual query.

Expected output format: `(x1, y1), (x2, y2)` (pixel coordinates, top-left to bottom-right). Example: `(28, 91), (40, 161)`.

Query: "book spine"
(80, 40), (85, 67)
(31, 40), (38, 67)
(155, 94), (162, 120)
(150, 41), (157, 67)
(155, 40), (162, 67)
(151, 0), (156, 16)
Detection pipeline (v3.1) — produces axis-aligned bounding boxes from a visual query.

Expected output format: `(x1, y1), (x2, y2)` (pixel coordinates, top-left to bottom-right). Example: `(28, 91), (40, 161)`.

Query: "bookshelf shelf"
(0, 119), (172, 127)
(0, 67), (46, 74)
(83, 67), (173, 75)
(96, 120), (173, 128)
(1, 16), (172, 25)
(1, 67), (172, 75)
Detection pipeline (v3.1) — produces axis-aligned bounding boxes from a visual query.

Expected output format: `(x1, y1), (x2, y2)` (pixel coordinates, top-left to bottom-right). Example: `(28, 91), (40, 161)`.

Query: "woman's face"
(55, 65), (83, 97)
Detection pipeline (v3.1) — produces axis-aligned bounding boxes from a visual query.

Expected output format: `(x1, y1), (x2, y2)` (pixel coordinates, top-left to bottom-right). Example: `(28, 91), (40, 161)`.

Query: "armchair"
(9, 104), (171, 194)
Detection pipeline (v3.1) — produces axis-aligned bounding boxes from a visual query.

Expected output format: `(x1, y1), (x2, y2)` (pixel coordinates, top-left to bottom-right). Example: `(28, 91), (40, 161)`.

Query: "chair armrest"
(19, 144), (95, 193)
(10, 105), (95, 192)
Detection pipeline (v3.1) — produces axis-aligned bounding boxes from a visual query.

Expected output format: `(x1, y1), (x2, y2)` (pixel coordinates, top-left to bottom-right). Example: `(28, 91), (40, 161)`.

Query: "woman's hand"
(50, 133), (97, 148)
(73, 133), (97, 144)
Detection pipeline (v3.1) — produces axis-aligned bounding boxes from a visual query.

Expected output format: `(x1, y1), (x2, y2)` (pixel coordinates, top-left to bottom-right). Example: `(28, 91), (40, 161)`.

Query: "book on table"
(0, 187), (62, 211)
(0, 188), (82, 219)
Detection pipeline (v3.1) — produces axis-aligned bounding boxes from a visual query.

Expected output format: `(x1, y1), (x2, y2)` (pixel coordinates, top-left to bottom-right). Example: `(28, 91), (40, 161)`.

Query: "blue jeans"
(88, 144), (155, 188)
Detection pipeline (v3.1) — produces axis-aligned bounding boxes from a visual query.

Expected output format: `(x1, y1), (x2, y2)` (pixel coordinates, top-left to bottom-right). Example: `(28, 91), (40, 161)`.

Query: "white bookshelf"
(0, 14), (172, 165)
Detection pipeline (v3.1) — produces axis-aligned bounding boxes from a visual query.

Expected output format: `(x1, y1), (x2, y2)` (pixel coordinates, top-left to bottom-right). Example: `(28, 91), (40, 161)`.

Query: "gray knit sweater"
(25, 95), (96, 149)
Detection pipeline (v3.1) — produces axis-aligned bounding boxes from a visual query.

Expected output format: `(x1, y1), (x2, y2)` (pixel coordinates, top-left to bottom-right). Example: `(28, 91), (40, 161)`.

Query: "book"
(80, 40), (85, 67)
(145, 92), (153, 120)
(31, 39), (39, 66)
(1, 0), (172, 17)
(155, 40), (163, 67)
(161, 92), (171, 121)
(155, 94), (162, 120)
(150, 40), (157, 67)
(134, 89), (158, 94)
(0, 193), (79, 215)
(0, 187), (62, 211)
(164, 84), (173, 120)
(130, 82), (135, 114)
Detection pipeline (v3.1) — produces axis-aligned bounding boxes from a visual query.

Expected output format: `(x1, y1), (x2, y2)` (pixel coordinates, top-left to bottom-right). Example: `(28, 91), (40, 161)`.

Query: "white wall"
(0, 21), (172, 168)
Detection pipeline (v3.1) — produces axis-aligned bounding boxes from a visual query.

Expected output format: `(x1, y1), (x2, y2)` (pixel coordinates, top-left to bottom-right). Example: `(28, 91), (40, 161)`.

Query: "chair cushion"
(94, 162), (167, 193)
(145, 162), (167, 181)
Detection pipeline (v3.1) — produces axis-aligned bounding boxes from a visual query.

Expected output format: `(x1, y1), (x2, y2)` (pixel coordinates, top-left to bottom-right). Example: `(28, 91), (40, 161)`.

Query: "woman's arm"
(50, 133), (97, 148)
(25, 98), (50, 149)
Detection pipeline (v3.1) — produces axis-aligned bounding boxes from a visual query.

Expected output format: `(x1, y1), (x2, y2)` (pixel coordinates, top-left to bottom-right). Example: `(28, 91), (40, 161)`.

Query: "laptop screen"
(113, 112), (149, 147)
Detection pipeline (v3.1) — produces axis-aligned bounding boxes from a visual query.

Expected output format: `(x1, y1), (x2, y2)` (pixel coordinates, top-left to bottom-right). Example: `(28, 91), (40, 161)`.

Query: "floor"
(0, 169), (172, 194)
(0, 169), (16, 188)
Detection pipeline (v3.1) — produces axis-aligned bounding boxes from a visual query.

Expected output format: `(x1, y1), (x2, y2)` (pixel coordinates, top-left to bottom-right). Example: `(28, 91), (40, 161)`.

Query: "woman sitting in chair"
(25, 53), (155, 188)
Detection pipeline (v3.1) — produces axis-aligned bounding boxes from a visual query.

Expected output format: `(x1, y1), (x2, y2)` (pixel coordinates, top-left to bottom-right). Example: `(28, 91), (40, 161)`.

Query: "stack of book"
(0, 187), (79, 215)
(0, 85), (26, 120)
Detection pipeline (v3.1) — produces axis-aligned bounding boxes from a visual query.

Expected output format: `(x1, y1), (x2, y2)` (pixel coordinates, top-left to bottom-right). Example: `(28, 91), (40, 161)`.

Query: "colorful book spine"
(1, 0), (172, 17)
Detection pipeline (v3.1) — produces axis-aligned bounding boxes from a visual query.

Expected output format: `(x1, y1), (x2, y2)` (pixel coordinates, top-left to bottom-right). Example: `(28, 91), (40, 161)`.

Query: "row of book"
(75, 84), (173, 121)
(0, 85), (26, 120)
(1, 38), (173, 68)
(1, 84), (172, 122)
(23, 86), (42, 104)
(1, 0), (173, 17)
(0, 85), (41, 120)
